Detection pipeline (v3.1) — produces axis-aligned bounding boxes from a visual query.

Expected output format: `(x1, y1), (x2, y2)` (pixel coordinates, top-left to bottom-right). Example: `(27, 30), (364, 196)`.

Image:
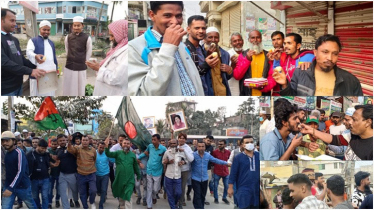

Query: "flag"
(116, 97), (152, 151)
(34, 97), (67, 130)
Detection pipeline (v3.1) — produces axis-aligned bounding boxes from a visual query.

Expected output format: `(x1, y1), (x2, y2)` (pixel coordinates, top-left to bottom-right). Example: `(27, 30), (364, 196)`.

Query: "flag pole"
(50, 96), (70, 135)
(107, 118), (115, 139)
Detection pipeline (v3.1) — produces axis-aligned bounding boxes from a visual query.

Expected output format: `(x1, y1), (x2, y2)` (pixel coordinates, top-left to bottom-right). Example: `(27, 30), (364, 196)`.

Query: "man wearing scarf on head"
(86, 19), (128, 96)
(63, 16), (92, 96)
(26, 20), (58, 96)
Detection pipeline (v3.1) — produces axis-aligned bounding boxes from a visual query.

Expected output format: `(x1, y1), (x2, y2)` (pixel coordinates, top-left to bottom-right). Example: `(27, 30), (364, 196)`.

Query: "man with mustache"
(274, 34), (363, 96)
(313, 173), (327, 201)
(326, 175), (353, 209)
(352, 171), (372, 208)
(227, 33), (244, 96)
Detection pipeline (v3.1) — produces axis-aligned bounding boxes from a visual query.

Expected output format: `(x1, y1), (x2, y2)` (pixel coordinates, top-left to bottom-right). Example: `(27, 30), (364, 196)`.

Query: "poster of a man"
(143, 117), (155, 128)
(147, 128), (157, 135)
(168, 110), (188, 132)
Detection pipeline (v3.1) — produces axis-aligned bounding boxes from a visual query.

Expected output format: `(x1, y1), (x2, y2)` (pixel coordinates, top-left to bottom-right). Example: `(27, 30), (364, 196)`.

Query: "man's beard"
(317, 183), (324, 190)
(320, 61), (335, 72)
(234, 47), (243, 52)
(248, 42), (264, 55)
(123, 147), (129, 152)
(111, 41), (118, 49)
(42, 35), (49, 39)
(364, 185), (373, 194)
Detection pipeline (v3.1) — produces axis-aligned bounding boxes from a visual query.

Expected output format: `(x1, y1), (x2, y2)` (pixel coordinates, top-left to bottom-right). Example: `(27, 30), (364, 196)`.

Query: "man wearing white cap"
(259, 110), (270, 140)
(63, 16), (92, 96)
(26, 20), (58, 96)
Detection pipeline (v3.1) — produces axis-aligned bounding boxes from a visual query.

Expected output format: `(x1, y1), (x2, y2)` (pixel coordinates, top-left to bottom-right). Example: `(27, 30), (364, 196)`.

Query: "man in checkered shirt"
(288, 173), (329, 209)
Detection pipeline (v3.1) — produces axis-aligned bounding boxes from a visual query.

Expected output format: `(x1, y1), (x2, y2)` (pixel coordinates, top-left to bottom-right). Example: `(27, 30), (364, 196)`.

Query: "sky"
(183, 1), (206, 24)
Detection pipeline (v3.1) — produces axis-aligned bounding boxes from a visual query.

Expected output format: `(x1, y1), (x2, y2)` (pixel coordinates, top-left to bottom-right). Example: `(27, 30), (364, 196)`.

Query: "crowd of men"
(128, 1), (363, 96)
(260, 98), (373, 161)
(267, 168), (372, 209)
(1, 8), (128, 96)
(1, 129), (258, 209)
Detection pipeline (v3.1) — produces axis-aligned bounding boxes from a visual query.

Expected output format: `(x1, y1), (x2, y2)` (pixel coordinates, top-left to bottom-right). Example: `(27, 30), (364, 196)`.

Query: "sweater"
(4, 148), (31, 192)
(67, 144), (97, 175)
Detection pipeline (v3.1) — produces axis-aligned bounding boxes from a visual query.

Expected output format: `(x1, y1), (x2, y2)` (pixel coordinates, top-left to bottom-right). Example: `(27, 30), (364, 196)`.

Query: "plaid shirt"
(151, 29), (196, 96)
(296, 195), (329, 209)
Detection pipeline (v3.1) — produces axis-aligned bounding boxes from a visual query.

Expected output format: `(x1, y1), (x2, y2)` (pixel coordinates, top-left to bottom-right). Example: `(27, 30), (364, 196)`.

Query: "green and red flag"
(116, 96), (152, 151)
(34, 97), (67, 130)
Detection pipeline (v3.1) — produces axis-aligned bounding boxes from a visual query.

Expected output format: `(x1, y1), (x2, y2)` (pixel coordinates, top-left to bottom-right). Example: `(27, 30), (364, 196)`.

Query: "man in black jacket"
(1, 8), (45, 96)
(273, 34), (363, 96)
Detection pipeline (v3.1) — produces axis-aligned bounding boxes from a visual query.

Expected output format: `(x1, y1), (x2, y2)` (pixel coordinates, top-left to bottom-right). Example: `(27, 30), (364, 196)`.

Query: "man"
(67, 135), (97, 209)
(275, 34), (363, 96)
(137, 134), (167, 209)
(128, 1), (204, 96)
(211, 140), (231, 204)
(287, 173), (329, 209)
(135, 148), (148, 206)
(271, 31), (284, 52)
(201, 27), (232, 96)
(329, 112), (346, 135)
(297, 108), (306, 123)
(318, 109), (326, 132)
(359, 194), (373, 209)
(227, 32), (244, 96)
(204, 135), (215, 201)
(162, 139), (186, 209)
(269, 33), (314, 95)
(228, 142), (259, 209)
(26, 20), (58, 96)
(326, 175), (353, 209)
(282, 188), (297, 209)
(1, 131), (37, 209)
(22, 129), (29, 139)
(144, 118), (154, 129)
(297, 116), (326, 158)
(233, 30), (273, 96)
(191, 141), (230, 209)
(352, 171), (372, 208)
(105, 137), (140, 209)
(313, 173), (327, 201)
(1, 9), (46, 96)
(273, 189), (283, 209)
(228, 135), (253, 164)
(85, 19), (128, 95)
(63, 16), (92, 96)
(95, 142), (110, 209)
(341, 107), (355, 141)
(26, 139), (51, 209)
(31, 137), (39, 150)
(48, 138), (60, 208)
(259, 110), (270, 140)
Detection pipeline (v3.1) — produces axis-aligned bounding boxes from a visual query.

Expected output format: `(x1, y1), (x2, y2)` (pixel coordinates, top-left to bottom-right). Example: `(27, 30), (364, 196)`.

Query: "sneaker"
(187, 195), (191, 201)
(49, 204), (53, 209)
(178, 202), (183, 209)
(15, 203), (23, 209)
(182, 202), (186, 206)
(153, 198), (157, 204)
(214, 199), (219, 204)
(56, 201), (60, 208)
(70, 199), (75, 208)
(91, 203), (96, 209)
(204, 201), (210, 205)
(14, 201), (18, 206)
(136, 198), (141, 205)
(222, 198), (230, 205)
(75, 201), (80, 208)
(142, 200), (147, 206)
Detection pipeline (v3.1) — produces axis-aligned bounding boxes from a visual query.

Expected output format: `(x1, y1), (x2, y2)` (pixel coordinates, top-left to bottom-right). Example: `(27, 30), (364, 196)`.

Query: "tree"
(235, 97), (256, 116)
(96, 1), (105, 38)
(97, 118), (121, 139)
(155, 119), (167, 138)
(110, 1), (122, 23)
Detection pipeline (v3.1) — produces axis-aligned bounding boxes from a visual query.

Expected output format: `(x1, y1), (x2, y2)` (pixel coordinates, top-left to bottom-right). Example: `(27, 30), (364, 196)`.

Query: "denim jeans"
(1, 186), (37, 209)
(77, 173), (97, 209)
(2, 86), (22, 96)
(164, 177), (182, 209)
(31, 178), (50, 209)
(213, 174), (229, 200)
(192, 179), (208, 209)
(49, 175), (60, 204)
(96, 174), (109, 209)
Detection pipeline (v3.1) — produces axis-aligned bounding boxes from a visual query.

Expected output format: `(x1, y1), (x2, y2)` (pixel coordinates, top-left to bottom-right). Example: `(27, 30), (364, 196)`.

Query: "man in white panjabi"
(26, 20), (58, 96)
(63, 16), (92, 96)
(86, 19), (128, 96)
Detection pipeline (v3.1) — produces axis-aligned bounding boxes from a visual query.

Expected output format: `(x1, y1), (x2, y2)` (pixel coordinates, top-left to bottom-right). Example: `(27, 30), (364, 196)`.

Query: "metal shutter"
(229, 2), (241, 47)
(222, 10), (230, 47)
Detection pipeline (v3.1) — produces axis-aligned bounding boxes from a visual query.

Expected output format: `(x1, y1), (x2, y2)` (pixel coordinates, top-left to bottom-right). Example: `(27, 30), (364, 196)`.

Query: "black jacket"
(184, 39), (210, 75)
(26, 150), (50, 180)
(280, 60), (363, 96)
(57, 146), (77, 174)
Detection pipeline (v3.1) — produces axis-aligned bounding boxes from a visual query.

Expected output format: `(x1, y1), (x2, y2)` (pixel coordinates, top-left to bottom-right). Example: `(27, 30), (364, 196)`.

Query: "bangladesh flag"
(116, 96), (152, 151)
(34, 97), (67, 130)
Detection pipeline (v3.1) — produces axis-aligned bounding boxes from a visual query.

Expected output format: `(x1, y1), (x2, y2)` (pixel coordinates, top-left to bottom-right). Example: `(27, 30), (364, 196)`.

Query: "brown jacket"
(67, 144), (96, 175)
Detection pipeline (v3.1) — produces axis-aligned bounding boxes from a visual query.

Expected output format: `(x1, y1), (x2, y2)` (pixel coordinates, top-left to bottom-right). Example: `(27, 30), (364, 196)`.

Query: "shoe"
(156, 194), (160, 199)
(49, 204), (52, 209)
(153, 198), (157, 204)
(91, 203), (96, 209)
(70, 199), (75, 208)
(222, 198), (230, 205)
(14, 201), (18, 205)
(177, 202), (183, 209)
(214, 199), (219, 204)
(182, 202), (186, 206)
(136, 198), (141, 205)
(56, 201), (60, 208)
(15, 203), (23, 209)
(187, 195), (191, 201)
(143, 200), (147, 206)
(75, 201), (81, 208)
(97, 192), (101, 196)
(159, 189), (163, 194)
(205, 201), (210, 205)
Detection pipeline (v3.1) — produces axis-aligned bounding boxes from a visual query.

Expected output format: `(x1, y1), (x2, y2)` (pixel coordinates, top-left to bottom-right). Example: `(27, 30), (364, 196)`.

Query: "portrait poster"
(142, 116), (155, 129)
(168, 110), (188, 132)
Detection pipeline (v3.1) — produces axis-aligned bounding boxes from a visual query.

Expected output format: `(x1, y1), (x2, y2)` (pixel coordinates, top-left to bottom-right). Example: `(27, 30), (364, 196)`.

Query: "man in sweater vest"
(26, 20), (58, 96)
(62, 16), (92, 96)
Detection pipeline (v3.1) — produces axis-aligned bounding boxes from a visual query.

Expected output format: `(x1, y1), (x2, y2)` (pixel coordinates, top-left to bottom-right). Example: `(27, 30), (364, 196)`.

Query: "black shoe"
(56, 201), (60, 208)
(214, 199), (219, 204)
(70, 199), (75, 208)
(182, 202), (186, 206)
(15, 203), (23, 209)
(14, 201), (18, 206)
(177, 202), (183, 209)
(142, 200), (147, 206)
(153, 199), (157, 204)
(97, 193), (101, 197)
(204, 201), (210, 205)
(187, 195), (191, 201)
(156, 194), (160, 199)
(48, 204), (52, 209)
(75, 201), (80, 208)
(136, 198), (141, 205)
(222, 198), (230, 205)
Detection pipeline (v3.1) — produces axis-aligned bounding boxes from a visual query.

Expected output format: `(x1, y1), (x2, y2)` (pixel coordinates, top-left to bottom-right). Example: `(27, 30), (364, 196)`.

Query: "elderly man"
(233, 30), (273, 96)
(259, 110), (270, 140)
(86, 19), (128, 96)
(128, 1), (204, 96)
(63, 16), (92, 96)
(1, 9), (45, 96)
(227, 32), (244, 96)
(26, 20), (58, 96)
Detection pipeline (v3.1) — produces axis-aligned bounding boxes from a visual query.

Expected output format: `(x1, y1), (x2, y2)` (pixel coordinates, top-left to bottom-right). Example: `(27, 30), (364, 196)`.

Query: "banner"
(226, 128), (248, 136)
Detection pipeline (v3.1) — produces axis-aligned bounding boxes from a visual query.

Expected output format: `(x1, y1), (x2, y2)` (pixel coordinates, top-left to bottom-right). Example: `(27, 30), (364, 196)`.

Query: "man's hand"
(290, 134), (303, 148)
(206, 54), (219, 68)
(178, 148), (184, 152)
(220, 64), (232, 73)
(86, 60), (100, 71)
(104, 138), (110, 147)
(227, 162), (232, 167)
(273, 48), (283, 60)
(266, 51), (275, 61)
(139, 162), (145, 169)
(35, 54), (45, 64)
(298, 62), (312, 71)
(230, 55), (238, 64)
(168, 159), (175, 164)
(31, 69), (46, 78)
(206, 44), (217, 56)
(228, 187), (234, 198)
(300, 124), (314, 135)
(178, 160), (185, 166)
(308, 142), (320, 153)
(272, 69), (287, 85)
(2, 189), (12, 197)
(246, 50), (255, 61)
(163, 24), (187, 46)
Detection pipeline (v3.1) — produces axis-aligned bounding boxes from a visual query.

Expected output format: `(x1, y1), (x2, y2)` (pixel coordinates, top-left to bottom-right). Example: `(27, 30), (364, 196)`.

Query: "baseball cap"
(1, 131), (16, 140)
(345, 107), (355, 117)
(331, 112), (341, 117)
(306, 116), (319, 124)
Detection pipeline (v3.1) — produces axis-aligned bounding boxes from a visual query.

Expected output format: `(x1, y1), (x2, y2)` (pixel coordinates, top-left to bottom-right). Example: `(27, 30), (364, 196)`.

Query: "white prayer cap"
(73, 16), (84, 23)
(345, 107), (355, 117)
(39, 20), (51, 28)
(14, 132), (20, 137)
(206, 27), (219, 34)
(260, 110), (266, 115)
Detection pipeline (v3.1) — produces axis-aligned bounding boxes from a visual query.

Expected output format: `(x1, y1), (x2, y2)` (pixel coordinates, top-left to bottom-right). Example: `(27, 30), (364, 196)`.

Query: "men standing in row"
(212, 140), (231, 204)
(26, 20), (58, 96)
(63, 16), (92, 96)
(228, 33), (244, 96)
(1, 9), (46, 96)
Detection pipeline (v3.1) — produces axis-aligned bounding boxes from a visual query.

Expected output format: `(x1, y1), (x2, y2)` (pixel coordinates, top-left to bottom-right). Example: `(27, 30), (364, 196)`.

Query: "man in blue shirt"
(138, 134), (166, 209)
(95, 142), (110, 209)
(191, 141), (230, 209)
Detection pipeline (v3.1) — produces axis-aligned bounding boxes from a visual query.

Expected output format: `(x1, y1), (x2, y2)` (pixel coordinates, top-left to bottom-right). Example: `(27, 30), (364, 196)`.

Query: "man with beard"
(228, 32), (244, 96)
(26, 20), (58, 96)
(1, 9), (46, 96)
(326, 175), (353, 209)
(318, 109), (326, 132)
(352, 171), (372, 208)
(260, 98), (303, 160)
(275, 34), (363, 96)
(201, 27), (232, 96)
(233, 30), (273, 96)
(128, 1), (204, 96)
(105, 137), (140, 209)
(287, 173), (329, 209)
(228, 142), (259, 209)
(47, 138), (61, 209)
(297, 116), (326, 158)
(329, 112), (346, 135)
(63, 16), (92, 96)
(297, 108), (306, 124)
(341, 107), (355, 141)
(86, 19), (128, 96)
(282, 188), (297, 209)
(313, 173), (327, 201)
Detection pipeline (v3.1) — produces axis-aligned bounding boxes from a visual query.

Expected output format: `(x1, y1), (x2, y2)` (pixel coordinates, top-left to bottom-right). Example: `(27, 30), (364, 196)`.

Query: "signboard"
(330, 101), (342, 113)
(226, 128), (248, 136)
(19, 1), (39, 13)
(259, 96), (270, 107)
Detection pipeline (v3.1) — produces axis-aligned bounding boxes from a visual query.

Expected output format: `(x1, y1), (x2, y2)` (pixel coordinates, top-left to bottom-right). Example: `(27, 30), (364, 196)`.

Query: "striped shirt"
(296, 195), (329, 209)
(67, 144), (97, 175)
